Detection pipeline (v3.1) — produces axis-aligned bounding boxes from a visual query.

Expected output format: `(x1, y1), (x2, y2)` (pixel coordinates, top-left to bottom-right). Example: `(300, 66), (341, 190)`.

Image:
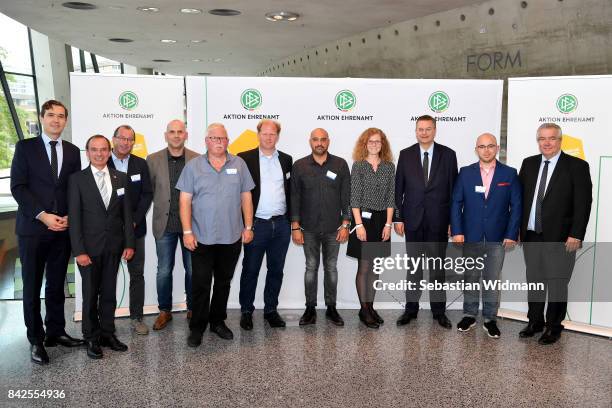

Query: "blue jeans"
(462, 241), (505, 321)
(303, 231), (340, 307)
(155, 231), (193, 311)
(239, 216), (290, 314)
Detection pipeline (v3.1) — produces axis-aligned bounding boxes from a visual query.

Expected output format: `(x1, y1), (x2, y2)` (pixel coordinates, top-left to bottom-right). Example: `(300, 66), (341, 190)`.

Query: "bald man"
(147, 120), (199, 330)
(450, 133), (521, 338)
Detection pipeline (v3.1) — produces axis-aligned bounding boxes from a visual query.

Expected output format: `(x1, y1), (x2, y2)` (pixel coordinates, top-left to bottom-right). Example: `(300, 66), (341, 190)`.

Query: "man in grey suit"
(147, 119), (199, 330)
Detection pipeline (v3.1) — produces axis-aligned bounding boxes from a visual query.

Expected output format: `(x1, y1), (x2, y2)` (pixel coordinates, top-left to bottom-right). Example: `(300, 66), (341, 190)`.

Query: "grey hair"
(536, 123), (562, 140)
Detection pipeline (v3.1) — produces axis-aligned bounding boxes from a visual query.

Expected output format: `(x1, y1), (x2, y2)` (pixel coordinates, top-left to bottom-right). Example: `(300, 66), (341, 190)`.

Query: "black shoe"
(457, 316), (477, 332)
(396, 311), (417, 326)
(299, 307), (317, 326)
(358, 308), (380, 329)
(519, 322), (544, 338)
(44, 333), (85, 347)
(264, 311), (286, 328)
(538, 329), (561, 345)
(30, 344), (49, 365)
(325, 306), (344, 326)
(368, 303), (384, 324)
(483, 321), (501, 338)
(210, 322), (234, 340)
(240, 312), (253, 331)
(86, 340), (103, 359)
(187, 330), (202, 347)
(100, 335), (128, 352)
(434, 314), (452, 329)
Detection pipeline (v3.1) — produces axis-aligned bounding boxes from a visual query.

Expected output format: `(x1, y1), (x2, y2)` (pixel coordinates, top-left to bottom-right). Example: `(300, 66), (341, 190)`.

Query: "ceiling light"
(265, 11), (300, 22)
(190, 39), (207, 43)
(109, 38), (133, 43)
(198, 73), (211, 75)
(208, 9), (241, 16)
(213, 58), (223, 63)
(181, 8), (202, 14)
(160, 39), (177, 44)
(62, 2), (97, 10)
(152, 59), (171, 62)
(137, 6), (160, 13)
(192, 59), (203, 62)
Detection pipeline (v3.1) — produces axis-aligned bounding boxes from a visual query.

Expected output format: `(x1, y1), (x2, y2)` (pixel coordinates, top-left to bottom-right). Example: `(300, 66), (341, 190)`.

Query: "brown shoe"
(153, 311), (172, 330)
(186, 310), (192, 320)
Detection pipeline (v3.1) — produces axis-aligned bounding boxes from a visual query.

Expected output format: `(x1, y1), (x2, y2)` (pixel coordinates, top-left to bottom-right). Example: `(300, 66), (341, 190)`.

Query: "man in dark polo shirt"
(291, 128), (351, 327)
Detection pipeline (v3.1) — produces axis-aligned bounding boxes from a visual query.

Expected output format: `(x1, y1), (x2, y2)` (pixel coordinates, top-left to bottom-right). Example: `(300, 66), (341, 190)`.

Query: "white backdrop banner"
(70, 73), (186, 318)
(186, 76), (503, 310)
(507, 75), (612, 330)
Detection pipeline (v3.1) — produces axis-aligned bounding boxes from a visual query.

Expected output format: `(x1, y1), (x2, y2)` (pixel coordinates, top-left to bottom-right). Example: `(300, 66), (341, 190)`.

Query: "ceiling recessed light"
(181, 8), (202, 14)
(108, 6), (125, 10)
(136, 6), (159, 13)
(62, 2), (97, 10)
(208, 9), (241, 16)
(160, 39), (177, 44)
(190, 39), (207, 43)
(152, 59), (171, 62)
(198, 72), (211, 75)
(109, 38), (133, 43)
(213, 58), (223, 63)
(192, 59), (203, 62)
(265, 11), (300, 22)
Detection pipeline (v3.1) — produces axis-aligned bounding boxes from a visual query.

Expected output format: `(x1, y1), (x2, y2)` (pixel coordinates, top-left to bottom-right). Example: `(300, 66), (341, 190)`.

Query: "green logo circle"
(118, 91), (138, 110)
(428, 91), (450, 113)
(556, 94), (578, 114)
(335, 90), (356, 112)
(241, 89), (262, 110)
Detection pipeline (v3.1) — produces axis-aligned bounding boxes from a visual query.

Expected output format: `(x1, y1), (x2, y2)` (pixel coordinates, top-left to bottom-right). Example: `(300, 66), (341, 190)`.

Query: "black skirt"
(346, 209), (391, 260)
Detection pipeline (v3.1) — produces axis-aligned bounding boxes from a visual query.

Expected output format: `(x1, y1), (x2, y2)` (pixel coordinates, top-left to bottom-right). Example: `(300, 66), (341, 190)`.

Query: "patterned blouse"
(350, 160), (396, 211)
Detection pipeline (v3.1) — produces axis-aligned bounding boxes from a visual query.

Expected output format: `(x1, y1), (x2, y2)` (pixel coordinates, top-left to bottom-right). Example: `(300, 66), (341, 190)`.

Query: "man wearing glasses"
(107, 125), (153, 335)
(450, 133), (521, 338)
(177, 123), (255, 347)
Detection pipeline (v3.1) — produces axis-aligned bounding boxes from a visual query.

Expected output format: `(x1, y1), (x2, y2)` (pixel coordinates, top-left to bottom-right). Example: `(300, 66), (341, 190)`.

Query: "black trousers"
(79, 251), (121, 341)
(190, 240), (242, 333)
(523, 231), (576, 333)
(127, 237), (146, 319)
(18, 232), (71, 345)
(404, 226), (448, 317)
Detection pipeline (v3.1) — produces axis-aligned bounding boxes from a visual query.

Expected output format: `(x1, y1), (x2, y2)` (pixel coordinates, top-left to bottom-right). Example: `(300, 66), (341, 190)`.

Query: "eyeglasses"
(207, 136), (229, 143)
(113, 136), (135, 143)
(367, 140), (382, 145)
(477, 144), (497, 150)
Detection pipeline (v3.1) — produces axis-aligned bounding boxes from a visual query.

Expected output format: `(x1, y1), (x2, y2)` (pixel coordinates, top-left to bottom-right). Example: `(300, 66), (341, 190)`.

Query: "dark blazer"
(395, 142), (458, 233)
(519, 151), (592, 242)
(10, 136), (81, 235)
(450, 160), (522, 243)
(238, 147), (293, 215)
(68, 166), (135, 257)
(107, 154), (153, 238)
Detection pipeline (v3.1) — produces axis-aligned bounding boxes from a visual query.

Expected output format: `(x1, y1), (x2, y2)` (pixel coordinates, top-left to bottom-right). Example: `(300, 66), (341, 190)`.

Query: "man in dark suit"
(394, 114), (458, 328)
(518, 123), (592, 345)
(10, 100), (84, 365)
(69, 135), (135, 359)
(237, 120), (293, 330)
(107, 125), (153, 335)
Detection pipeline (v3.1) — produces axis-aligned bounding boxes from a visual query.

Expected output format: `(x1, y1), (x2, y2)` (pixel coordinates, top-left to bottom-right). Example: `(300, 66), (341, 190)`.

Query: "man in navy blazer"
(10, 100), (84, 365)
(451, 133), (521, 338)
(394, 115), (458, 328)
(107, 125), (153, 335)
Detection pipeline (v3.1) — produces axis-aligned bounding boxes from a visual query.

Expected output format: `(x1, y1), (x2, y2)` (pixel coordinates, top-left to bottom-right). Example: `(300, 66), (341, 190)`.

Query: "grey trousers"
(302, 231), (340, 307)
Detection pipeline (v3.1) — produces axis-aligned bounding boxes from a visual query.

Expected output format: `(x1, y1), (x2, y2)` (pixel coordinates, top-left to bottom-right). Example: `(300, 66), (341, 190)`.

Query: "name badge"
(326, 170), (337, 180)
(475, 185), (486, 193)
(226, 168), (238, 175)
(131, 174), (141, 182)
(285, 172), (291, 180)
(117, 188), (125, 196)
(362, 211), (372, 219)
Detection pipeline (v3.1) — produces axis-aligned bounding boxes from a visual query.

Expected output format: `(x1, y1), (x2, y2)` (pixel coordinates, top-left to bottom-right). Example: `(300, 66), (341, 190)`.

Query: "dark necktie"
(534, 160), (550, 234)
(49, 140), (59, 183)
(423, 151), (429, 185)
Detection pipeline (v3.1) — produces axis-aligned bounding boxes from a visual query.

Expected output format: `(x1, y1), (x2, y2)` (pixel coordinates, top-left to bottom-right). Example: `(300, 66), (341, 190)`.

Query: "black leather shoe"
(264, 311), (286, 328)
(538, 329), (561, 345)
(100, 335), (128, 352)
(369, 304), (384, 324)
(30, 344), (49, 365)
(299, 307), (316, 326)
(187, 330), (202, 347)
(358, 308), (380, 329)
(519, 322), (544, 338)
(240, 312), (253, 330)
(396, 311), (417, 326)
(210, 322), (234, 340)
(86, 340), (103, 359)
(44, 333), (85, 347)
(434, 314), (452, 329)
(325, 306), (344, 326)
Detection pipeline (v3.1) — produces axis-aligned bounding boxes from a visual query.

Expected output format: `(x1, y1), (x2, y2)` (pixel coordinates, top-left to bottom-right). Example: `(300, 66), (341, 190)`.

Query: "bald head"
(165, 119), (188, 151)
(475, 132), (499, 164)
(309, 128), (330, 157)
(476, 133), (497, 147)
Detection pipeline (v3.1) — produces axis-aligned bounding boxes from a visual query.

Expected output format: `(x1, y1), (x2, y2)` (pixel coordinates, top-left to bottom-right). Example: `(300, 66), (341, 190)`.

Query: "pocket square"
(497, 182), (510, 186)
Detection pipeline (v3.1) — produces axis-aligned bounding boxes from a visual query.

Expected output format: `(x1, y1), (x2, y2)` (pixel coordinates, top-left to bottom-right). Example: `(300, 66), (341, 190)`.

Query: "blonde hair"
(352, 128), (393, 162)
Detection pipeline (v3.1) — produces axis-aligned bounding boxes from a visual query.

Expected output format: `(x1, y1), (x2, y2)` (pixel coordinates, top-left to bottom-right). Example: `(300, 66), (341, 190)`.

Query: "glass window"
(0, 14), (32, 75)
(71, 46), (122, 73)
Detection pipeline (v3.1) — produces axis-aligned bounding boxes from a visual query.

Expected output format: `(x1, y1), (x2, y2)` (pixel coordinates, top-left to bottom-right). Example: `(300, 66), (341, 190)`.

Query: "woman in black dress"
(347, 128), (395, 328)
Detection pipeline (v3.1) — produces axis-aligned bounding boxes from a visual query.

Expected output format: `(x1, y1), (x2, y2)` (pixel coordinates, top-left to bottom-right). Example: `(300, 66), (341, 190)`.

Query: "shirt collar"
(259, 148), (278, 159)
(479, 159), (497, 171)
(541, 150), (561, 165)
(420, 143), (434, 156)
(42, 132), (62, 145)
(112, 151), (130, 162)
(167, 148), (185, 160)
(91, 165), (109, 176)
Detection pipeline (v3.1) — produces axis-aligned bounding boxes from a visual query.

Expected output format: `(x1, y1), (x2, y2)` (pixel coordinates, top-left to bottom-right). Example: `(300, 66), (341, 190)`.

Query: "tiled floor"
(0, 300), (610, 408)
